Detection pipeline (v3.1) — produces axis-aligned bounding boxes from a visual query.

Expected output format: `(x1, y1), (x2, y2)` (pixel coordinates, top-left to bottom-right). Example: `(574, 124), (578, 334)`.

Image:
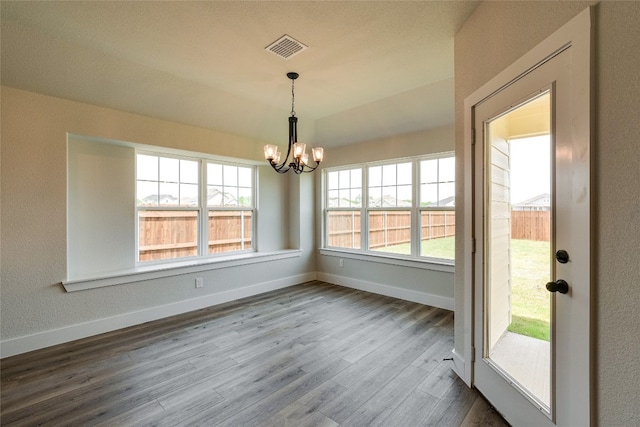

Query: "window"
(326, 168), (362, 249)
(136, 153), (254, 263)
(206, 163), (253, 254)
(368, 162), (412, 255)
(324, 154), (454, 261)
(419, 157), (455, 259)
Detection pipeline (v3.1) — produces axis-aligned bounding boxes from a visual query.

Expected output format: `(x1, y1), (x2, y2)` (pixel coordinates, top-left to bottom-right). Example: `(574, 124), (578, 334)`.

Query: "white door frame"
(460, 6), (593, 425)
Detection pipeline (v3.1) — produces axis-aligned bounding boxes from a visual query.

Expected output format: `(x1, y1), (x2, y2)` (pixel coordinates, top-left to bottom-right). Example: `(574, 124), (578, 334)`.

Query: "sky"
(509, 135), (551, 205)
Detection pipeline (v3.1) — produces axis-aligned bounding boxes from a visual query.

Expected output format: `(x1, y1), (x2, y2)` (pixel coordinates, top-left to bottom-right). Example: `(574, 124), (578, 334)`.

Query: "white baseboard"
(1, 273), (315, 358)
(317, 272), (454, 311)
(450, 348), (471, 386)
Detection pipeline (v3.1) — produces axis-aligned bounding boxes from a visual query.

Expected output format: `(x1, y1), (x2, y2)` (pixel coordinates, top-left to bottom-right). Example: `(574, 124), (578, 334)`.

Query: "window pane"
(206, 162), (255, 209)
(224, 165), (238, 186)
(381, 186), (396, 207)
(159, 183), (179, 206)
(397, 184), (412, 206)
(327, 211), (361, 249)
(339, 189), (352, 208)
(137, 154), (158, 181)
(207, 163), (223, 186)
(420, 159), (438, 183)
(339, 170), (351, 189)
(208, 210), (252, 253)
(137, 181), (158, 206)
(328, 171), (339, 190)
(207, 185), (224, 207)
(180, 183), (198, 206)
(328, 189), (340, 208)
(159, 157), (179, 182)
(420, 210), (455, 260)
(368, 166), (382, 187)
(421, 183), (438, 206)
(224, 187), (239, 207)
(329, 168), (363, 207)
(180, 159), (199, 184)
(382, 164), (396, 186)
(369, 162), (412, 208)
(350, 188), (362, 208)
(420, 156), (455, 207)
(397, 162), (412, 185)
(351, 169), (362, 189)
(439, 182), (455, 206)
(138, 210), (198, 262)
(238, 167), (252, 188)
(368, 211), (411, 255)
(238, 187), (252, 207)
(439, 157), (456, 182)
(369, 186), (382, 207)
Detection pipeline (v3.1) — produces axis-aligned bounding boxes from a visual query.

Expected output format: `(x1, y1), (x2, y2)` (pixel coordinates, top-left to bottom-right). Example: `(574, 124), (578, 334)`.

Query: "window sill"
(319, 248), (454, 273)
(62, 250), (302, 292)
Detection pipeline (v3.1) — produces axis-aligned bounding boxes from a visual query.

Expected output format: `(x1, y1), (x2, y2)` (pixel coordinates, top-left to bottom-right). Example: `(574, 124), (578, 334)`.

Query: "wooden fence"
(369, 211), (412, 249)
(511, 210), (550, 241)
(327, 210), (455, 249)
(327, 211), (361, 249)
(138, 210), (252, 261)
(138, 209), (547, 261)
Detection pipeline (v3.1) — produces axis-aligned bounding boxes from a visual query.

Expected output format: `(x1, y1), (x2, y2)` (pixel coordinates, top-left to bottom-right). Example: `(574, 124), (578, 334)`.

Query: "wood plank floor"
(1, 281), (508, 426)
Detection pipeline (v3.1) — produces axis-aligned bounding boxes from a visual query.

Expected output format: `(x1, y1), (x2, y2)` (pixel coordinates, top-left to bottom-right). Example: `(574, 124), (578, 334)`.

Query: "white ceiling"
(1, 1), (479, 148)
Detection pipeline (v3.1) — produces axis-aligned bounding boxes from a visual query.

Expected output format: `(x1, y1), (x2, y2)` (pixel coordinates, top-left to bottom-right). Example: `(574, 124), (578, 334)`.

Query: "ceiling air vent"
(265, 34), (308, 59)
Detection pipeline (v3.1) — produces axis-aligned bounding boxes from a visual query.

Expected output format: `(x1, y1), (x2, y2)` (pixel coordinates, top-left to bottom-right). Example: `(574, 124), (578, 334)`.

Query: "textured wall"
(0, 87), (306, 344)
(454, 1), (640, 425)
(595, 2), (640, 424)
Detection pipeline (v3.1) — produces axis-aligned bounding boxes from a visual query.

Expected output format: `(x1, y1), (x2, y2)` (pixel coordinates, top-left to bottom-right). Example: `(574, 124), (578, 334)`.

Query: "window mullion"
(412, 159), (420, 256)
(200, 159), (207, 257)
(362, 167), (368, 251)
(252, 167), (257, 252)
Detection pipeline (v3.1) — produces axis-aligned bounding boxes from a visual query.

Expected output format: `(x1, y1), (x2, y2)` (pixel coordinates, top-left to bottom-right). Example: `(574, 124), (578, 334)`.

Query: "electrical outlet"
(195, 277), (203, 288)
(339, 259), (344, 268)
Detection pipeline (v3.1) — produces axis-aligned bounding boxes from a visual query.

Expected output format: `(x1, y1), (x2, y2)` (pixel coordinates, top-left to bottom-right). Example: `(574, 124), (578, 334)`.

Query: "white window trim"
(62, 249), (301, 292)
(319, 248), (453, 273)
(323, 152), (455, 264)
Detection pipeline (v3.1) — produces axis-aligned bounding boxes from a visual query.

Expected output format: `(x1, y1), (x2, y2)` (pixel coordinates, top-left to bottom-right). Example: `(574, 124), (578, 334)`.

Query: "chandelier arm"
(300, 162), (321, 173)
(272, 162), (290, 173)
(269, 115), (297, 172)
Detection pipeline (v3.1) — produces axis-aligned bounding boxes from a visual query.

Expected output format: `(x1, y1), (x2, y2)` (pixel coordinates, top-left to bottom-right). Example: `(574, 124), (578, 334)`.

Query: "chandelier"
(264, 72), (324, 174)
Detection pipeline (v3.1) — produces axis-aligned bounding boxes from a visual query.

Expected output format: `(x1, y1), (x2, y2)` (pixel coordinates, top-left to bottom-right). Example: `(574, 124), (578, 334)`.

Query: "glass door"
(484, 92), (552, 411)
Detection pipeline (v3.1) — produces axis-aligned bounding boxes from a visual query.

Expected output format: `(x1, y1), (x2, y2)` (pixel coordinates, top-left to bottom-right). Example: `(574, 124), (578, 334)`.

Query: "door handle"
(546, 279), (569, 294)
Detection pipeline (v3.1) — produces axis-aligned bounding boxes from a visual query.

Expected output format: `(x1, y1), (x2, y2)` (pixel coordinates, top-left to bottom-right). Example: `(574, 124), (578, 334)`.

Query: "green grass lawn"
(379, 236), (550, 341)
(509, 239), (551, 341)
(375, 236), (455, 260)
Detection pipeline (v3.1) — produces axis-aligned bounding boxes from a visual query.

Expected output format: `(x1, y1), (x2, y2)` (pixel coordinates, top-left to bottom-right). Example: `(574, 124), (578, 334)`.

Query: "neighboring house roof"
(140, 194), (178, 205)
(207, 187), (237, 206)
(139, 188), (239, 207)
(369, 194), (412, 208)
(437, 196), (455, 207)
(514, 193), (551, 208)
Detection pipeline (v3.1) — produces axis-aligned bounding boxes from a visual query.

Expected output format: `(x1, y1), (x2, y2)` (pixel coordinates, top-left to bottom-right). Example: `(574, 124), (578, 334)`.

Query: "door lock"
(546, 279), (569, 294)
(556, 249), (570, 264)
